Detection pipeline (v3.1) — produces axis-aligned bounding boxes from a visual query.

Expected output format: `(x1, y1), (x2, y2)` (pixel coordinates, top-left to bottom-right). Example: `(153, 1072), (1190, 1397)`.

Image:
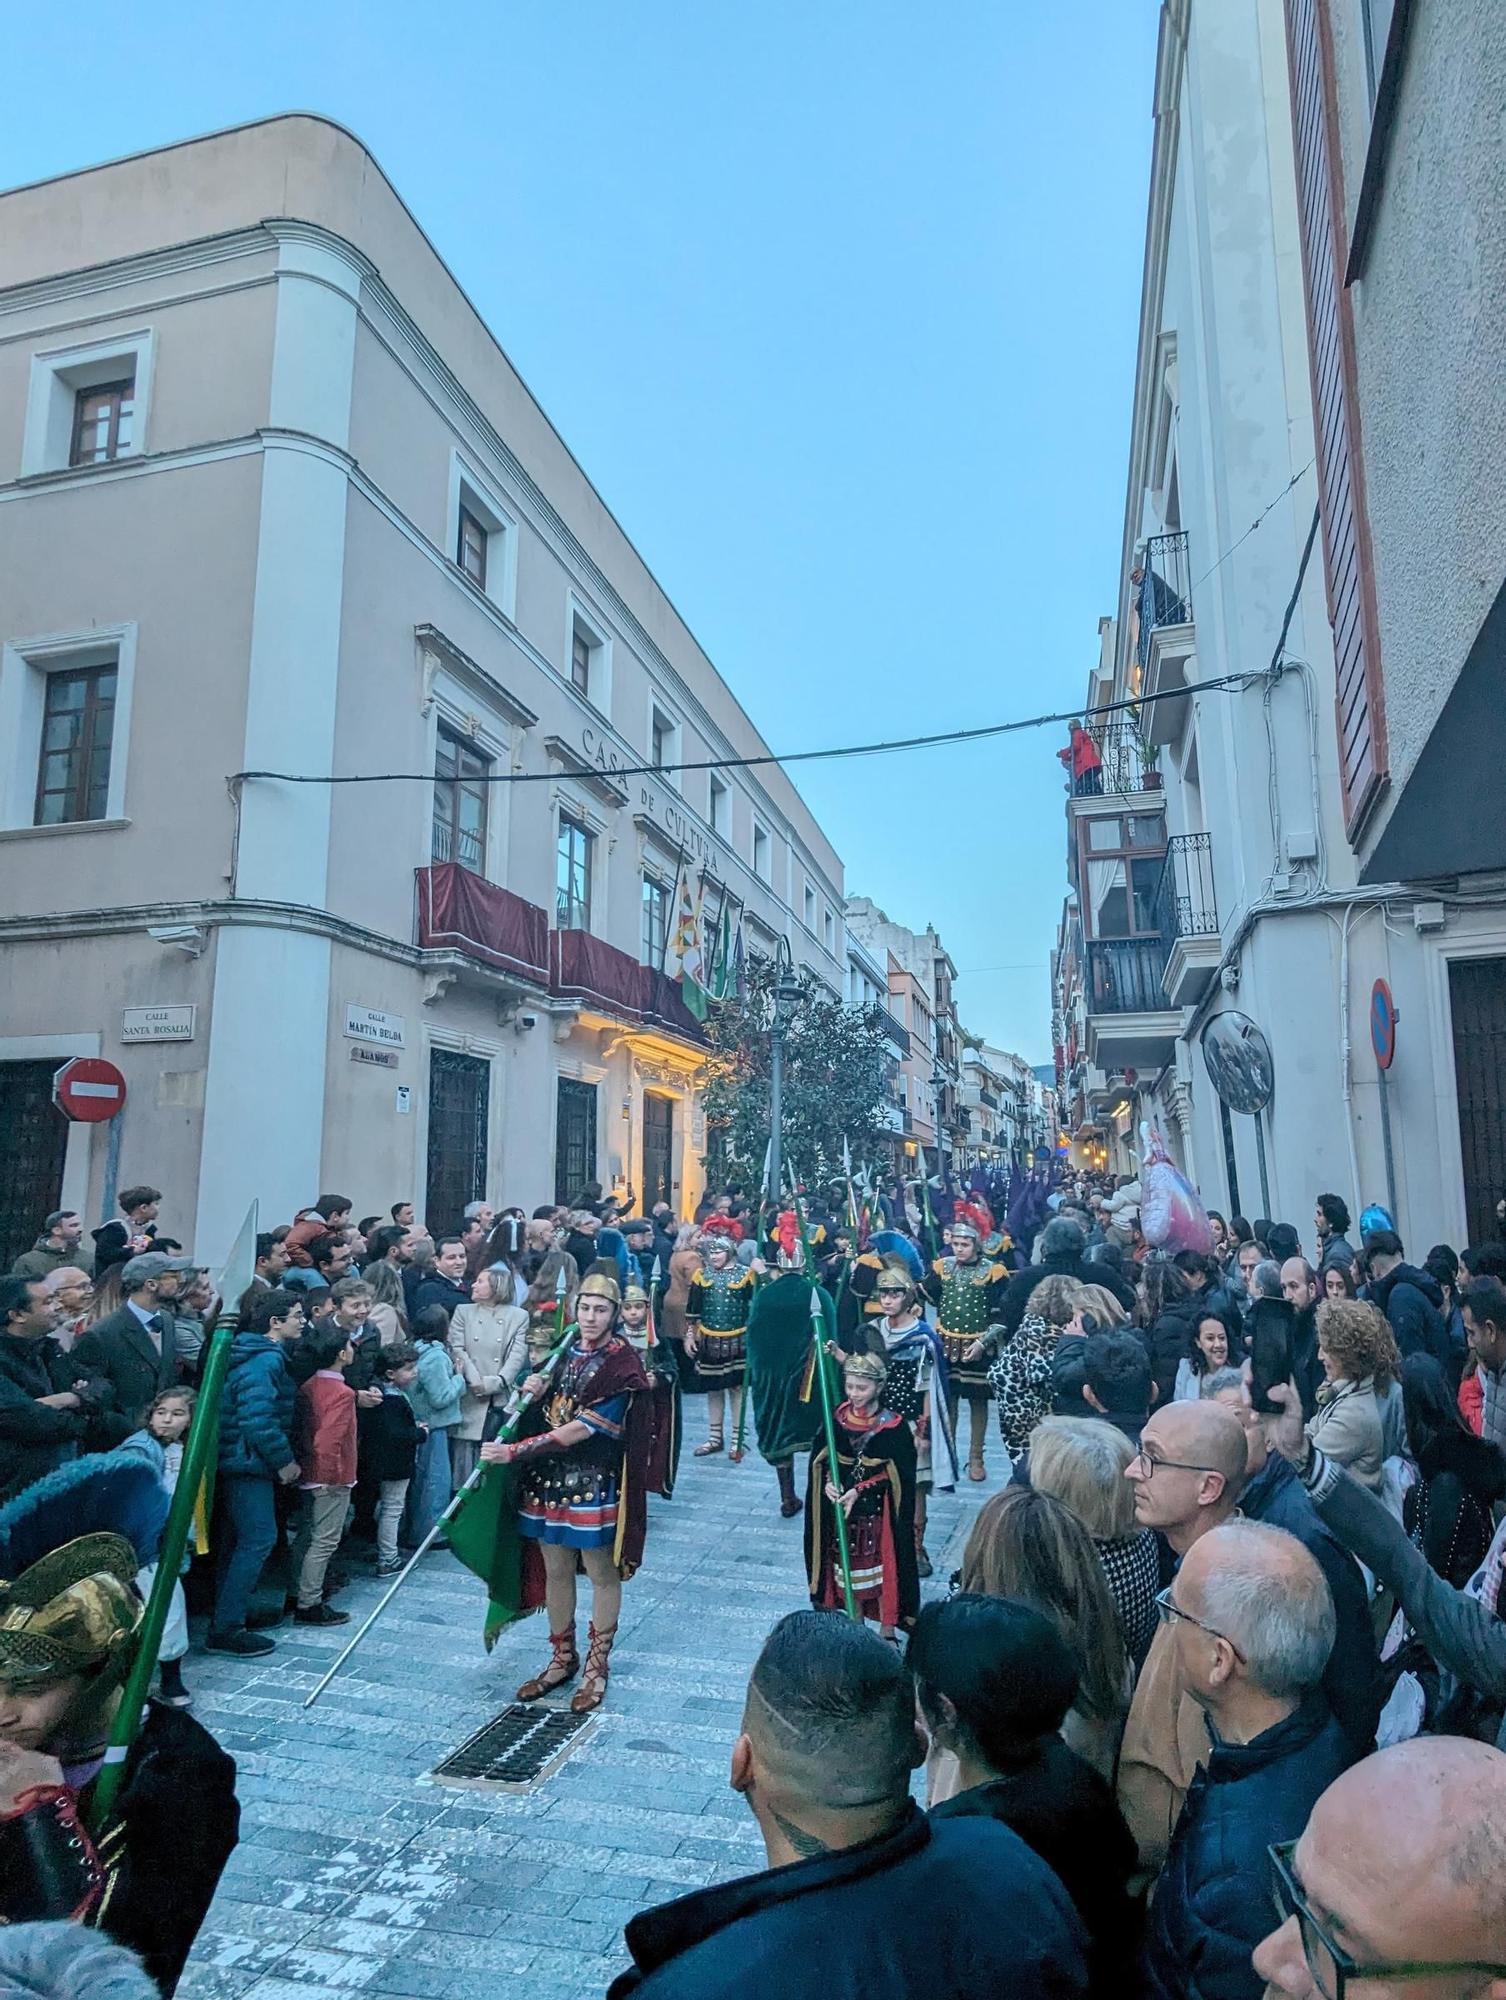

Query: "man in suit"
(71, 1249), (192, 1438)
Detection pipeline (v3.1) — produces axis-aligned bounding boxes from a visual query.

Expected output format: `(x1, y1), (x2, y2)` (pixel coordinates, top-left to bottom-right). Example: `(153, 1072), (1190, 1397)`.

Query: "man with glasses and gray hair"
(1116, 1400), (1248, 1867)
(1142, 1519), (1350, 1999)
(1254, 1735), (1506, 1999)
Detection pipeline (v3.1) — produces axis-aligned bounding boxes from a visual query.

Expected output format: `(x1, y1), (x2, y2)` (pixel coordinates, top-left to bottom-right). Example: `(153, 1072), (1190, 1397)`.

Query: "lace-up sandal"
(516, 1627), (579, 1701)
(570, 1620), (618, 1713)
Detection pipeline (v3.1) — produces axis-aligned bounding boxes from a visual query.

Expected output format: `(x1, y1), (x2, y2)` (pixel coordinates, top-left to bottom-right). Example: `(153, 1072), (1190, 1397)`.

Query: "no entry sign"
(54, 1056), (127, 1122)
(1370, 979), (1397, 1072)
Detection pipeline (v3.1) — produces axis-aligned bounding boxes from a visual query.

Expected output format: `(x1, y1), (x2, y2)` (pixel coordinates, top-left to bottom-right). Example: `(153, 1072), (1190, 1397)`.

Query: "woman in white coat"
(449, 1264), (530, 1483)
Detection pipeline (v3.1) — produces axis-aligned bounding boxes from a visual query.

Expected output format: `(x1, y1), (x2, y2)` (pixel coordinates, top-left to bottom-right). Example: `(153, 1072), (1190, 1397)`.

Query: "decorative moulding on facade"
(1143, 621), (1196, 747)
(544, 735), (629, 807)
(415, 624), (538, 730)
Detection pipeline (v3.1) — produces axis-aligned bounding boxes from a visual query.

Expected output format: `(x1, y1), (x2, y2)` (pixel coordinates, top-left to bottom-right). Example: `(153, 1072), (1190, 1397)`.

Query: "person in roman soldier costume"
(804, 1353), (918, 1639)
(618, 1279), (681, 1499)
(683, 1224), (756, 1458)
(746, 1211), (829, 1518)
(833, 1226), (913, 1348)
(922, 1202), (1009, 1483)
(480, 1272), (652, 1713)
(856, 1260), (957, 1578)
(0, 1454), (240, 1994)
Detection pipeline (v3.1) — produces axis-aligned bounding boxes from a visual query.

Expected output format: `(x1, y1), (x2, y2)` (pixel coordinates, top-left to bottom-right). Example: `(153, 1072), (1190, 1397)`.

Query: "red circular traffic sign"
(54, 1056), (127, 1122)
(1370, 978), (1397, 1072)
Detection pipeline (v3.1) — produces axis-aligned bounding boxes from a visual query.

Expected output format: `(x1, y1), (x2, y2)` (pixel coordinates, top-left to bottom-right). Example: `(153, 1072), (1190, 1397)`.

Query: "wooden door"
(642, 1092), (674, 1213)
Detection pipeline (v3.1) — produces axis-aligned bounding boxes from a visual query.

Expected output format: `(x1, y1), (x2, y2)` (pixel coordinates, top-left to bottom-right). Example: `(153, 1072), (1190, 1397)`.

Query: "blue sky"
(2, 1), (1159, 1061)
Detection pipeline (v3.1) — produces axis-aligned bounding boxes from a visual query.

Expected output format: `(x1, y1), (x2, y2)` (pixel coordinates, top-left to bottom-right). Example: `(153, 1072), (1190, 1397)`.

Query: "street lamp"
(768, 943), (802, 1205)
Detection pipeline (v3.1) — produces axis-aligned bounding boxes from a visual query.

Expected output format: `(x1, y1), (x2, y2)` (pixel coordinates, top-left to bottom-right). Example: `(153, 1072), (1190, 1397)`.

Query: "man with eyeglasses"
(1116, 1401), (1248, 1868)
(1142, 1519), (1350, 2000)
(1253, 1735), (1506, 1998)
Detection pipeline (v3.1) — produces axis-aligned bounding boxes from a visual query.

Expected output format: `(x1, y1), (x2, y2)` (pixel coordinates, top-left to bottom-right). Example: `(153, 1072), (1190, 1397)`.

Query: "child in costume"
(805, 1352), (919, 1639)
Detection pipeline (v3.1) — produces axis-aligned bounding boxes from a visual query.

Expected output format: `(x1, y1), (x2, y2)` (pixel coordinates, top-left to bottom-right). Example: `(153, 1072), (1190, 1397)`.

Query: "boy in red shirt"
(291, 1322), (358, 1624)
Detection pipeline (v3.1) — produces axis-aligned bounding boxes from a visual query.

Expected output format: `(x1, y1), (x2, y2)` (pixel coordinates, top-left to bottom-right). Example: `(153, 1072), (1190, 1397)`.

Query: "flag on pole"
(708, 894), (734, 1002)
(669, 858), (708, 1019)
(729, 903), (746, 1001)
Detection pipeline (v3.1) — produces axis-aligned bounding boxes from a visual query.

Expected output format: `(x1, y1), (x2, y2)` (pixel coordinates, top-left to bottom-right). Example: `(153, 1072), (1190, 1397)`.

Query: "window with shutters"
(1284, 0), (1388, 838)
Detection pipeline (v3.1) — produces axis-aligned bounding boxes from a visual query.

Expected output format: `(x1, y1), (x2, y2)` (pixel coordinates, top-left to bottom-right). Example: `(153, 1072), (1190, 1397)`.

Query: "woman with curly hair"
(987, 1274), (1084, 1458)
(1306, 1297), (1401, 1493)
(959, 1485), (1131, 1781)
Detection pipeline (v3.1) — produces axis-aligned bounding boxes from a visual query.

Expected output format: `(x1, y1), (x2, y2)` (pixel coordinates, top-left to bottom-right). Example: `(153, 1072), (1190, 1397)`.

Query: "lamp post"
(768, 944), (802, 1205)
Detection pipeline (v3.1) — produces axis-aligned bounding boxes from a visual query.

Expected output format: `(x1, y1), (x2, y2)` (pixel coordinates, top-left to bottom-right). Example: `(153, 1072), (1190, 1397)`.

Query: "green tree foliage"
(699, 957), (894, 1189)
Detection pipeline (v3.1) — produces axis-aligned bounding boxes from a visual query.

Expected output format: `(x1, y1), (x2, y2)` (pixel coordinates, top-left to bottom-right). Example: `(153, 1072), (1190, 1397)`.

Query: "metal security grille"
(430, 1704), (598, 1792)
(1450, 957), (1506, 1246)
(0, 1063), (70, 1271)
(426, 1048), (489, 1235)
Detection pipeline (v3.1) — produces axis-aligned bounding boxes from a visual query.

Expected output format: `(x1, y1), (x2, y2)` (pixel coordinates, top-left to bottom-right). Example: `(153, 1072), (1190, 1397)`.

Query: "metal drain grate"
(430, 1703), (599, 1792)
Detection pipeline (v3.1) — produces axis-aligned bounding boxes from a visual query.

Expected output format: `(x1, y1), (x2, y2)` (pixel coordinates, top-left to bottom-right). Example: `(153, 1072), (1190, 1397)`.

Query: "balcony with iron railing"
(1151, 832), (1223, 1005)
(415, 861), (703, 1042)
(1083, 935), (1177, 1071)
(1135, 530), (1196, 743)
(1066, 721), (1164, 803)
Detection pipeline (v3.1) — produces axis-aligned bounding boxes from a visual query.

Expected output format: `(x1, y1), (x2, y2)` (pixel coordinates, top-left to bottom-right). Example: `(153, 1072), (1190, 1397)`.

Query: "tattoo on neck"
(770, 1807), (830, 1858)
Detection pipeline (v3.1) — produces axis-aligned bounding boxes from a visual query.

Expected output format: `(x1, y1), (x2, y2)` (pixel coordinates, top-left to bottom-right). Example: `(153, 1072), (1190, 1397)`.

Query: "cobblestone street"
(182, 1438), (1004, 2000)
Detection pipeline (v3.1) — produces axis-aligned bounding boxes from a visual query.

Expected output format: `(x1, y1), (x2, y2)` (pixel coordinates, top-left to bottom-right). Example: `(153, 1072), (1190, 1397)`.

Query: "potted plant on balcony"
(1138, 730), (1163, 789)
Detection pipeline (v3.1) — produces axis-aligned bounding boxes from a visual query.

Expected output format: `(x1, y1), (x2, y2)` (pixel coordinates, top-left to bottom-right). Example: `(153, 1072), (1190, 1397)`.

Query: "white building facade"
(0, 117), (848, 1267)
(1053, 0), (1506, 1248)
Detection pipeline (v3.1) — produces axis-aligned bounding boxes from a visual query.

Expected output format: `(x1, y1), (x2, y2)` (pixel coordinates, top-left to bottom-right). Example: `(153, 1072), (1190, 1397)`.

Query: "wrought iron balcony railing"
(1151, 832), (1219, 939)
(1135, 530), (1193, 671)
(1086, 936), (1172, 1015)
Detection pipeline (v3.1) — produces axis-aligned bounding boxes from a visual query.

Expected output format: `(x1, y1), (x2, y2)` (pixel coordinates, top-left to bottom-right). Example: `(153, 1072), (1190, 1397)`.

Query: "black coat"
(1143, 1696), (1351, 2000)
(410, 1272), (471, 1321)
(1146, 1305), (1198, 1410)
(0, 1699), (238, 1996)
(0, 1334), (88, 1499)
(930, 1741), (1140, 1998)
(1368, 1264), (1452, 1373)
(69, 1305), (181, 1440)
(999, 1254), (1136, 1337)
(1238, 1452), (1379, 1754)
(608, 1803), (1088, 1999)
(358, 1383), (422, 1482)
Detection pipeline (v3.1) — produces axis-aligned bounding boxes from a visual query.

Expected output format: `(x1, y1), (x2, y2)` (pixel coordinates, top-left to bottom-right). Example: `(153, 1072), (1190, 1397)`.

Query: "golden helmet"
(0, 1532), (142, 1693)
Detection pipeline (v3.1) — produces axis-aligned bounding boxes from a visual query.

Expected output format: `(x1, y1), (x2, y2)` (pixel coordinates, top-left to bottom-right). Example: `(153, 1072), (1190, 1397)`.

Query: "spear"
(808, 1289), (858, 1620)
(90, 1202), (258, 1828)
(791, 1182), (856, 1618)
(304, 1320), (576, 1708)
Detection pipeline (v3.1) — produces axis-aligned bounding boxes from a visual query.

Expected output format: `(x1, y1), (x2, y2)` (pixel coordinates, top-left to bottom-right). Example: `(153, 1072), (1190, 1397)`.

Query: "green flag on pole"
(443, 1465), (529, 1650)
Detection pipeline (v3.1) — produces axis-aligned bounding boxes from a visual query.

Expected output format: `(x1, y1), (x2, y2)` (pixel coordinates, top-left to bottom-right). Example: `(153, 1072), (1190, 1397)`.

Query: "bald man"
(1145, 1522), (1349, 2000)
(1254, 1736), (1506, 1997)
(1117, 1401), (1250, 1870)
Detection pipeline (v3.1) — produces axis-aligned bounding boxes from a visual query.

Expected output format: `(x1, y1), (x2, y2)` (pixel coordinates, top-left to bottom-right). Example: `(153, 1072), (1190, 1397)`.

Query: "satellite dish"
(1200, 1010), (1274, 1115)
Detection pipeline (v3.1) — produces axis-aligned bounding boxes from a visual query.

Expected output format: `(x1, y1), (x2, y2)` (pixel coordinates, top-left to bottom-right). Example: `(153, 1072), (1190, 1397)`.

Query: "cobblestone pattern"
(181, 1424), (1003, 2000)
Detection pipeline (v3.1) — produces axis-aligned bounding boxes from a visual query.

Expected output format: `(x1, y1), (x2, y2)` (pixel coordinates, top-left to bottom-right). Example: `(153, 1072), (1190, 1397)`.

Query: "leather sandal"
(570, 1620), (618, 1713)
(516, 1627), (579, 1702)
(694, 1430), (725, 1457)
